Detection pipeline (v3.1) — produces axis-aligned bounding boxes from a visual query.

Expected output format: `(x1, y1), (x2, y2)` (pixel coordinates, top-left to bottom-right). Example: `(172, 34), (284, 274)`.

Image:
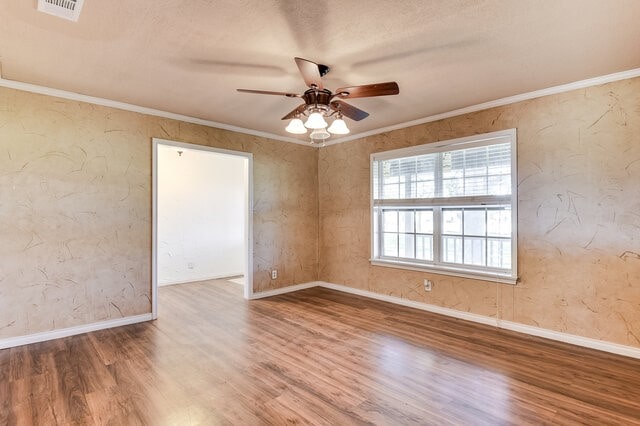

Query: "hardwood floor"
(2, 280), (640, 425)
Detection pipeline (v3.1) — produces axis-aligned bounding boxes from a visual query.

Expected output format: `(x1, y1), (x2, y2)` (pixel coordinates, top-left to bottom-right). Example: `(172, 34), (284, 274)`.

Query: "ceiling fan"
(237, 57), (400, 144)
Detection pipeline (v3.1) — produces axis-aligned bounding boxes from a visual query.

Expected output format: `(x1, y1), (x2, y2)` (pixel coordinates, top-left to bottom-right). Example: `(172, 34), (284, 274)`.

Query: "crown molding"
(326, 67), (640, 146)
(1, 67), (639, 149)
(0, 73), (308, 146)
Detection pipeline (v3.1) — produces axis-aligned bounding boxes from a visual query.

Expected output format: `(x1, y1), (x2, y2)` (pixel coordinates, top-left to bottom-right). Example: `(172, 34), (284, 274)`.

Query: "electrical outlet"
(271, 269), (278, 280)
(187, 262), (194, 270)
(424, 279), (432, 292)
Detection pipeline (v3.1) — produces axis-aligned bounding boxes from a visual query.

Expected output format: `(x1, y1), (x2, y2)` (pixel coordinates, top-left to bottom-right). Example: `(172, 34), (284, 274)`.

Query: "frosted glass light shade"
(310, 128), (330, 140)
(327, 118), (350, 134)
(305, 112), (328, 129)
(285, 118), (307, 134)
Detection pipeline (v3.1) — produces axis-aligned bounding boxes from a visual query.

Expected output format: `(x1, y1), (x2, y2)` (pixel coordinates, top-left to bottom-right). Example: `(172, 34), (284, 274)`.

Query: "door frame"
(151, 138), (254, 319)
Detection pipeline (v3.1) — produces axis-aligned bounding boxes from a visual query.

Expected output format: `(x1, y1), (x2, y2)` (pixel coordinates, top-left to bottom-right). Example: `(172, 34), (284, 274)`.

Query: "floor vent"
(37, 0), (85, 22)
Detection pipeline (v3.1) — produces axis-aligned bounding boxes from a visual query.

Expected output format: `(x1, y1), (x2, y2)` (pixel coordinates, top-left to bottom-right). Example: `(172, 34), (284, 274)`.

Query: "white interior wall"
(157, 144), (246, 285)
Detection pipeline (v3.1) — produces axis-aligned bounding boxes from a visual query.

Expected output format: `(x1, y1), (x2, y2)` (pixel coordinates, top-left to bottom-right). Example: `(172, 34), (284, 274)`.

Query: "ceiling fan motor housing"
(302, 89), (333, 108)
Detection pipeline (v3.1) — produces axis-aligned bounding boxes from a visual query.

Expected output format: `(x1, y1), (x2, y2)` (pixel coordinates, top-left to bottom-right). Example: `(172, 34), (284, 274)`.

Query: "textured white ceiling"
(1, 0), (639, 143)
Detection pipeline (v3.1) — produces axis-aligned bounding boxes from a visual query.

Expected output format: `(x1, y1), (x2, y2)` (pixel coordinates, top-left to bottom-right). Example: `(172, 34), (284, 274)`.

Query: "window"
(371, 129), (517, 284)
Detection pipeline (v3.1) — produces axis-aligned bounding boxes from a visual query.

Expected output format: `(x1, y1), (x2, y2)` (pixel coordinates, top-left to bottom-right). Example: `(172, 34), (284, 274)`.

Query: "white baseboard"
(497, 320), (640, 360)
(0, 313), (153, 350)
(319, 281), (498, 326)
(159, 272), (245, 287)
(315, 281), (640, 360)
(249, 281), (320, 300)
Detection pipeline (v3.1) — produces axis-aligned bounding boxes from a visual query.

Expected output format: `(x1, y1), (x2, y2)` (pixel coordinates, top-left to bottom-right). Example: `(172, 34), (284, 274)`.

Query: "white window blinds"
(373, 142), (512, 201)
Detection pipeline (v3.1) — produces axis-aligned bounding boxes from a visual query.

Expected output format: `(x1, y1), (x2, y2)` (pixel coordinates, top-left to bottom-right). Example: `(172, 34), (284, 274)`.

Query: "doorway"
(152, 138), (253, 318)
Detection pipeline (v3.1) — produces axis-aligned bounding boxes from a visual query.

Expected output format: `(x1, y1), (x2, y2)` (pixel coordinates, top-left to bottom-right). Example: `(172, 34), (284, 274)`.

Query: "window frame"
(370, 129), (518, 284)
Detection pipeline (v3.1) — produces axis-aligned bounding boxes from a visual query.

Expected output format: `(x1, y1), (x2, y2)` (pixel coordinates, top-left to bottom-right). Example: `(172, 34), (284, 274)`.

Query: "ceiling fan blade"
(330, 100), (369, 121)
(281, 104), (307, 120)
(334, 82), (399, 99)
(237, 89), (301, 97)
(294, 57), (329, 89)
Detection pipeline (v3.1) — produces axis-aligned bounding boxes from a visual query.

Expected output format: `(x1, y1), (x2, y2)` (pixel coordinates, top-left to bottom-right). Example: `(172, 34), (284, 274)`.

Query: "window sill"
(370, 259), (518, 285)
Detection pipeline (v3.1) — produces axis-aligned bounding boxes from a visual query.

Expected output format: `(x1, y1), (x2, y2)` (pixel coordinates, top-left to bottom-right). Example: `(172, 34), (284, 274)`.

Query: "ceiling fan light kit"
(304, 111), (328, 129)
(310, 128), (330, 141)
(284, 117), (307, 134)
(327, 114), (350, 135)
(237, 57), (399, 145)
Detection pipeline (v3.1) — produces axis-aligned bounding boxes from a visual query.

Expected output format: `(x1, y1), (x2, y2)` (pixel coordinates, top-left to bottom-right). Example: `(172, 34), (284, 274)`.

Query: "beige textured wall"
(0, 86), (318, 339)
(319, 77), (640, 348)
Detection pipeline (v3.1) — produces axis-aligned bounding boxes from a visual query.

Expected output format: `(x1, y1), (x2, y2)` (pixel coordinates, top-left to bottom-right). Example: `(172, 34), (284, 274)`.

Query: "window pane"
(442, 178), (464, 197)
(464, 237), (486, 266)
(464, 209), (486, 236)
(487, 208), (511, 237)
(416, 155), (436, 181)
(383, 159), (399, 183)
(442, 151), (464, 179)
(383, 184), (399, 199)
(383, 210), (398, 232)
(396, 157), (417, 198)
(487, 238), (511, 269)
(442, 210), (462, 235)
(464, 147), (488, 176)
(416, 180), (435, 198)
(488, 143), (511, 174)
(488, 175), (511, 195)
(489, 163), (511, 175)
(399, 179), (416, 199)
(442, 236), (463, 263)
(384, 175), (400, 184)
(416, 210), (433, 234)
(399, 233), (415, 258)
(416, 235), (433, 261)
(441, 143), (511, 197)
(399, 210), (415, 233)
(398, 157), (417, 177)
(464, 176), (488, 196)
(383, 233), (398, 257)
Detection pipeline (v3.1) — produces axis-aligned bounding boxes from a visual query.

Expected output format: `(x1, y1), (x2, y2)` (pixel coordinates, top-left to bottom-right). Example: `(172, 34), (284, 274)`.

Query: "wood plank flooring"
(2, 279), (640, 424)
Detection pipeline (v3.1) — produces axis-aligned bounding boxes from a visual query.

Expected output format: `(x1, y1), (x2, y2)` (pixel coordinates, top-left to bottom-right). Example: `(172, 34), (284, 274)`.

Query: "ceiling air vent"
(37, 0), (85, 22)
